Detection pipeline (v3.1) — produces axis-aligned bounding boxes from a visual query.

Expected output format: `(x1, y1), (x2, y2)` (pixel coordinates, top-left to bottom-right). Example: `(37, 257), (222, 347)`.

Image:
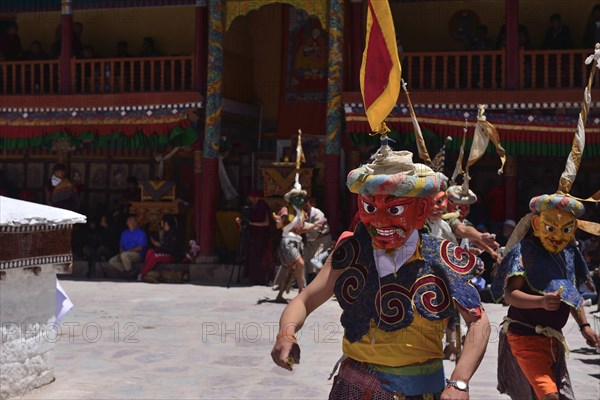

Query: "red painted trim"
(505, 0), (519, 89)
(198, 158), (219, 256)
(1, 92), (203, 108)
(60, 14), (73, 94)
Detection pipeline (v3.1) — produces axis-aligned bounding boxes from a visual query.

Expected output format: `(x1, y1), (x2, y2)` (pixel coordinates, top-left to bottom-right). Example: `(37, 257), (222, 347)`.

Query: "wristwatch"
(446, 379), (469, 392)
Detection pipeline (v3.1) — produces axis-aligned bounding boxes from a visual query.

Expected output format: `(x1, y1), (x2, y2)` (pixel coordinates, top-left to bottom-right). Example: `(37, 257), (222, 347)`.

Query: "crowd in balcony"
(0, 21), (164, 62)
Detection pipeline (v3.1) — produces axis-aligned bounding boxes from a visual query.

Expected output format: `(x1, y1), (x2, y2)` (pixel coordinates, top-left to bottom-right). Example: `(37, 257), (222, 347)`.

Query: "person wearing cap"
(445, 184), (501, 261)
(491, 194), (599, 399)
(271, 146), (490, 398)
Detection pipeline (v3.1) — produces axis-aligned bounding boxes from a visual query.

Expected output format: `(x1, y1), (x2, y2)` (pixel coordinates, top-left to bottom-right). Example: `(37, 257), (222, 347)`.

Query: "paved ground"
(17, 278), (600, 400)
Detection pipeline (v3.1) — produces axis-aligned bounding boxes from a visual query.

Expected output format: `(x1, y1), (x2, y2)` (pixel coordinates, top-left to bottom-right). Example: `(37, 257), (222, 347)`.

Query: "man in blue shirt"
(108, 214), (147, 275)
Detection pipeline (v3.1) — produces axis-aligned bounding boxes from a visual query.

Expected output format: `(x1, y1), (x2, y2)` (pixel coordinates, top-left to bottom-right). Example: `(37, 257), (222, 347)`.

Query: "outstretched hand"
(581, 326), (600, 348)
(441, 386), (469, 400)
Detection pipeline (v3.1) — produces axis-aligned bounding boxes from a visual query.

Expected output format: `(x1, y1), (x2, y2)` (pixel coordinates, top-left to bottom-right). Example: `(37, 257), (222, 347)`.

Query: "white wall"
(0, 266), (57, 400)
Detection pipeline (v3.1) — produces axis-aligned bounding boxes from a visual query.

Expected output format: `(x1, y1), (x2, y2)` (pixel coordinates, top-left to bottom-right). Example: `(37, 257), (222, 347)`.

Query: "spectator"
(542, 14), (573, 49)
(80, 45), (96, 59)
(51, 21), (84, 58)
(139, 37), (160, 57)
(496, 24), (532, 50)
(235, 190), (272, 285)
(116, 40), (132, 57)
(584, 4), (600, 48)
(45, 164), (80, 212)
(466, 24), (494, 50)
(0, 21), (22, 60)
(108, 214), (147, 276)
(23, 40), (49, 60)
(138, 214), (180, 282)
(301, 198), (332, 284)
(82, 214), (116, 279)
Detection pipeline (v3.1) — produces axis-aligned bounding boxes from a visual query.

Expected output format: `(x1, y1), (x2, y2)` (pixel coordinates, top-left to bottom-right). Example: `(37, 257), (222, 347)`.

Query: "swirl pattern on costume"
(439, 240), (476, 274)
(412, 274), (452, 314)
(374, 283), (413, 329)
(333, 237), (368, 307)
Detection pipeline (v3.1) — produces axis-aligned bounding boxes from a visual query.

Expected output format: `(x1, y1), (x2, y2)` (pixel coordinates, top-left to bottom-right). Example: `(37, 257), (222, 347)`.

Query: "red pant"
(140, 249), (175, 276)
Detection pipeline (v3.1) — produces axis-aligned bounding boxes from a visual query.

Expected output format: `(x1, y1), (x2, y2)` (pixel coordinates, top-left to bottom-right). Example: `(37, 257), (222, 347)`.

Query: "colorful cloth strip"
(529, 194), (585, 217)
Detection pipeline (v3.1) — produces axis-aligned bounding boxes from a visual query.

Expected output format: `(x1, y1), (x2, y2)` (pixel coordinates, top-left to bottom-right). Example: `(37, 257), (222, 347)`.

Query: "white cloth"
(282, 205), (303, 242)
(372, 229), (419, 278)
(427, 218), (457, 243)
(54, 279), (74, 329)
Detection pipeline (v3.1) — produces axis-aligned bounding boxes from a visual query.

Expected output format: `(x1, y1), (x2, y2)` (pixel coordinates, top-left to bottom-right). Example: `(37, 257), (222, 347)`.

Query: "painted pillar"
(194, 0), (208, 249)
(349, 0), (364, 91)
(504, 156), (518, 220)
(198, 0), (224, 258)
(194, 0), (208, 92)
(60, 0), (73, 94)
(325, 0), (344, 236)
(505, 0), (519, 89)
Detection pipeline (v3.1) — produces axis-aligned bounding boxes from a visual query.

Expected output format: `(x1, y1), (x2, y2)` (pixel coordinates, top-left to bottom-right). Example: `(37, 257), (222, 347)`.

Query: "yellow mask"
(531, 208), (577, 253)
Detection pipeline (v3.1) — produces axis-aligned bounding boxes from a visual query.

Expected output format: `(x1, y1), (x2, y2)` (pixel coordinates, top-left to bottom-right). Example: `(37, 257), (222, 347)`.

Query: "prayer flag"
(360, 0), (401, 133)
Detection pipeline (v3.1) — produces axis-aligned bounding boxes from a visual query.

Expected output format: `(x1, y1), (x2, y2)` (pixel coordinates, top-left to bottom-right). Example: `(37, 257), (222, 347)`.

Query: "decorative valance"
(226, 0), (328, 31)
(344, 104), (600, 158)
(0, 104), (199, 149)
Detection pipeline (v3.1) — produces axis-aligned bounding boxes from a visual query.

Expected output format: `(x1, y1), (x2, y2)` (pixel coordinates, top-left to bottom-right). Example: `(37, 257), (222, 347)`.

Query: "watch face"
(456, 381), (467, 390)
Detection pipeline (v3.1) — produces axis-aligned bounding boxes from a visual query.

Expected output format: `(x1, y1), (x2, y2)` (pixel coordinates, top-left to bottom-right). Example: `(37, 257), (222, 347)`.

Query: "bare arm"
(570, 306), (600, 348)
(271, 256), (341, 370)
(442, 307), (490, 399)
(453, 224), (500, 260)
(504, 276), (561, 311)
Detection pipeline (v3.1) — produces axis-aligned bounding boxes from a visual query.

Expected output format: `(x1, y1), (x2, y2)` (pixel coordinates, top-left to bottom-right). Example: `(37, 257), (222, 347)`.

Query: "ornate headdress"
(347, 137), (444, 198)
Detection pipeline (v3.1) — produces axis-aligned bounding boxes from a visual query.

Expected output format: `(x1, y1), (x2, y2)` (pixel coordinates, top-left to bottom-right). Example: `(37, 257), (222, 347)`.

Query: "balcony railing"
(401, 50), (504, 90)
(72, 56), (194, 94)
(0, 55), (194, 95)
(1, 50), (597, 96)
(0, 60), (60, 94)
(520, 49), (594, 88)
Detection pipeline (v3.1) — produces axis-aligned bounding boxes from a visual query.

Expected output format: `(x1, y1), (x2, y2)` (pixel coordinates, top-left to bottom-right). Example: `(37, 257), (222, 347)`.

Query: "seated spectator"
(542, 13), (573, 49)
(0, 21), (22, 60)
(108, 214), (147, 276)
(466, 24), (494, 50)
(23, 40), (49, 60)
(46, 164), (80, 212)
(139, 37), (161, 57)
(116, 40), (131, 57)
(584, 4), (600, 48)
(82, 214), (116, 278)
(500, 219), (516, 247)
(138, 214), (180, 282)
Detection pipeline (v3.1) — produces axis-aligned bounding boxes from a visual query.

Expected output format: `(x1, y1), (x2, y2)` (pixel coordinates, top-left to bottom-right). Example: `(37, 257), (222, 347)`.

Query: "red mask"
(447, 201), (470, 220)
(358, 194), (429, 249)
(428, 190), (448, 220)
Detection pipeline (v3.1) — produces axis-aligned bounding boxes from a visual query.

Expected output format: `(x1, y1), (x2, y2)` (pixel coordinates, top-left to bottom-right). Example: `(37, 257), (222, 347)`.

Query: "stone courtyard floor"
(17, 279), (600, 399)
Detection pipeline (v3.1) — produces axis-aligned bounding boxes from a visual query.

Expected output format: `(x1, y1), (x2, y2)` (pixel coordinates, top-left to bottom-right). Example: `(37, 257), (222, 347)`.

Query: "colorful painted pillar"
(505, 0), (519, 89)
(194, 0), (209, 249)
(504, 156), (518, 220)
(60, 0), (73, 94)
(325, 0), (344, 236)
(198, 0), (224, 259)
(349, 0), (364, 91)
